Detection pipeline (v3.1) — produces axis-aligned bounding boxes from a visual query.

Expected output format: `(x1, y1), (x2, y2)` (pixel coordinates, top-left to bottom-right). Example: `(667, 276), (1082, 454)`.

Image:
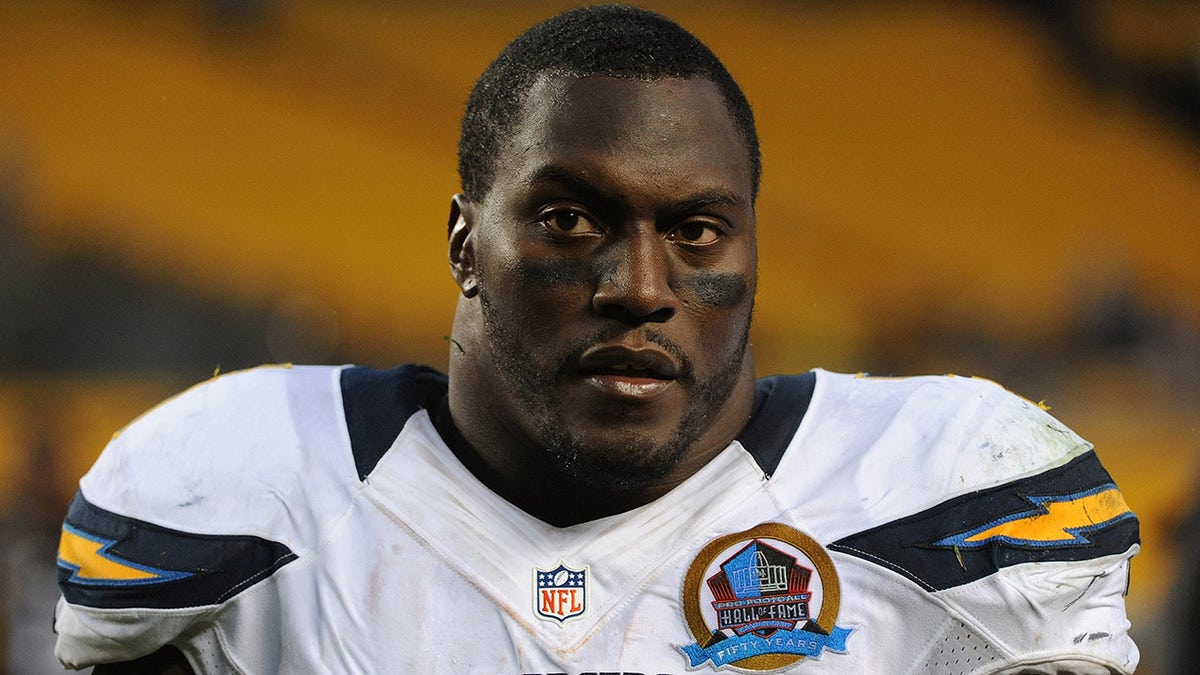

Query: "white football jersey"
(55, 365), (1139, 674)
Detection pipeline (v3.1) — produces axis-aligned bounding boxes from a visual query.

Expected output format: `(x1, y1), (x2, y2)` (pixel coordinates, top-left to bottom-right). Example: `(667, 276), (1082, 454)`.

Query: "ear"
(448, 194), (479, 298)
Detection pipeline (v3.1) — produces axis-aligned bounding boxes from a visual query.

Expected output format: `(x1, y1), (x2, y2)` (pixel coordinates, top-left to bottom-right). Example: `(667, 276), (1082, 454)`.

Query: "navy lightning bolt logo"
(932, 484), (1134, 549)
(58, 524), (193, 585)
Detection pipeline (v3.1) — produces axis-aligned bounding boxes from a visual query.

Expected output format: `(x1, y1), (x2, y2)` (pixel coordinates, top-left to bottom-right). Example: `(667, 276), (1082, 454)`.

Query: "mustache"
(556, 325), (696, 383)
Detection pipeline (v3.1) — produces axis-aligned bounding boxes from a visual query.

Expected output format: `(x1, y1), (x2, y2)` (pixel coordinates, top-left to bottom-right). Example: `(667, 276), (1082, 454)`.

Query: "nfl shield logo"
(534, 561), (588, 623)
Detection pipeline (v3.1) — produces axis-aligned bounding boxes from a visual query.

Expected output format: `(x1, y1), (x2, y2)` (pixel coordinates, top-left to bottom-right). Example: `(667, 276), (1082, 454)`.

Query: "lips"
(577, 345), (679, 400)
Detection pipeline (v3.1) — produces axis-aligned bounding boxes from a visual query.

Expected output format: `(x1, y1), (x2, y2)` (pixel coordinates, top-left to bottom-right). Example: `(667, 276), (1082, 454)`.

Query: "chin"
(541, 426), (693, 492)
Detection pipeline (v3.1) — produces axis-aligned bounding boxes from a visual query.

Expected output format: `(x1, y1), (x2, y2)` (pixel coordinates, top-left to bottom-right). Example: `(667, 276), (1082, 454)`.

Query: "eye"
(668, 220), (723, 246)
(537, 208), (602, 236)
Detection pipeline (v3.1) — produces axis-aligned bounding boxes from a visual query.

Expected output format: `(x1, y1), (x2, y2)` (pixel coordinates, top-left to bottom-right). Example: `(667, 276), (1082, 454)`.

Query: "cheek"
(499, 259), (595, 329)
(675, 271), (750, 308)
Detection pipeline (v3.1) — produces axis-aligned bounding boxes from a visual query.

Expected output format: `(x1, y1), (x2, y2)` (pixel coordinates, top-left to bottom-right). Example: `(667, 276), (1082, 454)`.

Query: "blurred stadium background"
(1, 1), (1197, 672)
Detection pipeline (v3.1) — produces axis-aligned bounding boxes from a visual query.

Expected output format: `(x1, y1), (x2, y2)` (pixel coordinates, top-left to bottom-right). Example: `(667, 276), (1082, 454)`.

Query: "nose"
(591, 232), (678, 324)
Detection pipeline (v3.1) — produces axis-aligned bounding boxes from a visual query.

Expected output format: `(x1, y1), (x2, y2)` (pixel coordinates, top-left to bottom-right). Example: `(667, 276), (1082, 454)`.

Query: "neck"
(440, 425), (687, 525)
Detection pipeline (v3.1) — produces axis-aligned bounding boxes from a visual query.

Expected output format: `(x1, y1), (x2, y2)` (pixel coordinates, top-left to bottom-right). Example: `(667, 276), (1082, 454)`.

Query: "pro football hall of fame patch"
(679, 523), (852, 671)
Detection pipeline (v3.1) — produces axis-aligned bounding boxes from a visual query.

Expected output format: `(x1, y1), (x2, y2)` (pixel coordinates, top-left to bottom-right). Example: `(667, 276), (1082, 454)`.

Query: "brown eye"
(552, 211), (581, 231)
(670, 221), (722, 245)
(539, 209), (601, 235)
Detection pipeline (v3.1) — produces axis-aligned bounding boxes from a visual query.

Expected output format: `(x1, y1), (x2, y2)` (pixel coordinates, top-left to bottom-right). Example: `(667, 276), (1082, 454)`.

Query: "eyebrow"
(525, 165), (746, 215)
(526, 165), (612, 205)
(673, 192), (744, 212)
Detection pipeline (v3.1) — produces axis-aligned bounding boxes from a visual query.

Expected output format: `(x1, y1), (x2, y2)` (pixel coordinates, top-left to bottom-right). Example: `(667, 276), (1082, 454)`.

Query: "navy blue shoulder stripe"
(737, 372), (816, 477)
(340, 364), (448, 480)
(58, 492), (296, 609)
(828, 450), (1139, 592)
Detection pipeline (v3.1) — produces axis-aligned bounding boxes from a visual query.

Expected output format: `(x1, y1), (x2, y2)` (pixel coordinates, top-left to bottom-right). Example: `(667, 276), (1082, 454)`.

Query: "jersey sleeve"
(944, 546), (1137, 674)
(828, 377), (1140, 673)
(944, 382), (1139, 673)
(53, 365), (355, 669)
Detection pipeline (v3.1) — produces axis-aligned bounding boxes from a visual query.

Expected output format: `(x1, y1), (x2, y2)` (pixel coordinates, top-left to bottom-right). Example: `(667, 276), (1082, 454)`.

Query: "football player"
(55, 5), (1139, 673)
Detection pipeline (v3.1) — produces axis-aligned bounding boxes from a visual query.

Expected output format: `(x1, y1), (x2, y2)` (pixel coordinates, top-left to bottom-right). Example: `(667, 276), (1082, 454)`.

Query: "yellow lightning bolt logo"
(57, 525), (191, 585)
(934, 484), (1134, 549)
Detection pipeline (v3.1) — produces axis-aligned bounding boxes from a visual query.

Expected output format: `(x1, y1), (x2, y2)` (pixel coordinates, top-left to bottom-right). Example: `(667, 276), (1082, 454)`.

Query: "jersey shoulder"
(812, 370), (1093, 486)
(61, 363), (448, 605)
(55, 363), (445, 668)
(803, 371), (1138, 587)
(78, 364), (354, 534)
(805, 373), (1139, 671)
(60, 366), (353, 609)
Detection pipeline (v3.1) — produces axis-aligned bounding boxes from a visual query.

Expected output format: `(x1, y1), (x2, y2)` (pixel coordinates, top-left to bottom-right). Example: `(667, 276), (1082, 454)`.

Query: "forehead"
(493, 75), (754, 203)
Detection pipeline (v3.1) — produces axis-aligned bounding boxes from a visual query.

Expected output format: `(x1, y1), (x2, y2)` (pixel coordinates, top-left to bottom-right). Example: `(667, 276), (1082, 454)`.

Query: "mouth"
(577, 346), (679, 400)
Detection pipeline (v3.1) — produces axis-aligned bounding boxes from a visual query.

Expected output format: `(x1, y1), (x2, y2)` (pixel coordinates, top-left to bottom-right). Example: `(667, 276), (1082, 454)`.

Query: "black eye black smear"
(678, 271), (748, 307)
(515, 258), (747, 309)
(514, 259), (594, 288)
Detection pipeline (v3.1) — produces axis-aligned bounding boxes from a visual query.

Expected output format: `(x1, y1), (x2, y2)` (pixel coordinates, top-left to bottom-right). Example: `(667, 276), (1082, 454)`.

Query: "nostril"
(643, 306), (676, 323)
(594, 301), (675, 325)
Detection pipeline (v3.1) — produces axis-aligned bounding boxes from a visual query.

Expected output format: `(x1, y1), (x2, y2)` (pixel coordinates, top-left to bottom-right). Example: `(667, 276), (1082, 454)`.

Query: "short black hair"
(458, 5), (760, 202)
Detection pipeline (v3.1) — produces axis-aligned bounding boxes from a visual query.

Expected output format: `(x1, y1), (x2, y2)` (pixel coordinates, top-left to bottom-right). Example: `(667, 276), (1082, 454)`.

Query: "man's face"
(456, 75), (757, 490)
